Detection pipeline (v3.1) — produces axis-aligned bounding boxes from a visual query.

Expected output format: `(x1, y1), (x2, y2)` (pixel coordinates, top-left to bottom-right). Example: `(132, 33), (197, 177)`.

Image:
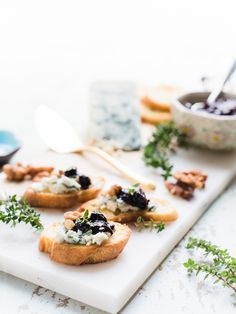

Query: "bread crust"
(142, 95), (171, 112)
(39, 222), (131, 265)
(141, 85), (183, 112)
(24, 177), (105, 209)
(140, 103), (172, 125)
(67, 197), (178, 223)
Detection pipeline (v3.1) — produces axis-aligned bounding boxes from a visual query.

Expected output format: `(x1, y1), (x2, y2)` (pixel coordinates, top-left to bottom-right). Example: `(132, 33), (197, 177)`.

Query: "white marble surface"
(0, 177), (235, 314)
(0, 148), (235, 313)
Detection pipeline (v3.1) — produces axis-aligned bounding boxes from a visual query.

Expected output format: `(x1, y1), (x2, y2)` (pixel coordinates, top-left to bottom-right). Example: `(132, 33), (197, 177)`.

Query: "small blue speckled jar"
(171, 92), (236, 150)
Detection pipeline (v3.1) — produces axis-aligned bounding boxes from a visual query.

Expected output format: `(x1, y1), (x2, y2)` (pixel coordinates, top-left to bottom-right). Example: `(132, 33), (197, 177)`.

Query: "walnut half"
(165, 181), (194, 200)
(165, 170), (208, 200)
(174, 170), (208, 189)
(3, 163), (54, 182)
(3, 163), (28, 182)
(107, 185), (122, 197)
(64, 210), (81, 221)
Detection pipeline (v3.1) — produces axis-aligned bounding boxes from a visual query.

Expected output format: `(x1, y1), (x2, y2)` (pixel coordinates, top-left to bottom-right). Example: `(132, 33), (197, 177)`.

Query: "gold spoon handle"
(79, 145), (156, 191)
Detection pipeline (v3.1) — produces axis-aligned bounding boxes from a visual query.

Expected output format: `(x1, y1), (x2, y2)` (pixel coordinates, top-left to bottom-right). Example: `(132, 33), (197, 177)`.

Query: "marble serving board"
(0, 149), (235, 313)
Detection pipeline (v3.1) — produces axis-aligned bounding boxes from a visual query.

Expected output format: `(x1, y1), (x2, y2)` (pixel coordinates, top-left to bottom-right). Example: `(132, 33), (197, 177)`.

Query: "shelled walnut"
(165, 181), (194, 200)
(3, 163), (54, 182)
(165, 170), (208, 200)
(107, 185), (122, 197)
(174, 170), (208, 189)
(64, 210), (81, 221)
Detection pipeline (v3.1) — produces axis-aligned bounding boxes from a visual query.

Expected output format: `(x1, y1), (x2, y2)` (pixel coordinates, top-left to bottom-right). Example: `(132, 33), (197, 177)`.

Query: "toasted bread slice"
(24, 177), (105, 209)
(140, 103), (172, 125)
(66, 197), (178, 223)
(39, 222), (131, 265)
(142, 85), (184, 112)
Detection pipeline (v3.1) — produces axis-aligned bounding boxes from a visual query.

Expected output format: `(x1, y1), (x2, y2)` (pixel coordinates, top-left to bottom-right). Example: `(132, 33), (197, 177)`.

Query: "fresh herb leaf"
(135, 216), (165, 233)
(81, 209), (89, 222)
(128, 183), (140, 194)
(0, 195), (43, 231)
(143, 122), (188, 180)
(184, 237), (236, 294)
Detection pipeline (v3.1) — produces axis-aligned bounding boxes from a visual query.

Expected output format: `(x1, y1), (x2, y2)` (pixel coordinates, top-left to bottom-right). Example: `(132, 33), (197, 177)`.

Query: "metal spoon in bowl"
(35, 105), (156, 191)
(207, 60), (236, 105)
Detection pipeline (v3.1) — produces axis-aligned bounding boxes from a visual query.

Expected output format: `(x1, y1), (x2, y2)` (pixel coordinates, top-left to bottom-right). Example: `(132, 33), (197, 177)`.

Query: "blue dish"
(0, 131), (21, 166)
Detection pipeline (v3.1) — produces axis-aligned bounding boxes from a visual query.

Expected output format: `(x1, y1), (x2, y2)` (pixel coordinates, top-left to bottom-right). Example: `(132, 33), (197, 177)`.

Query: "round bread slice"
(142, 85), (184, 112)
(39, 222), (131, 265)
(66, 197), (178, 223)
(24, 177), (105, 209)
(140, 103), (172, 125)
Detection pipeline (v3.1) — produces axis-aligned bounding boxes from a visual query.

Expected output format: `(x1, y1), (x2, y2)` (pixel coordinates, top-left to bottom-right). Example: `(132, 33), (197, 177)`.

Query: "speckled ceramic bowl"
(171, 92), (236, 150)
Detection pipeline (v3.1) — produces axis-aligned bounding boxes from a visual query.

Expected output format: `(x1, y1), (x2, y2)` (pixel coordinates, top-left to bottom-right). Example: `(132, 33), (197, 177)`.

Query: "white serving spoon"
(35, 105), (156, 191)
(207, 60), (236, 105)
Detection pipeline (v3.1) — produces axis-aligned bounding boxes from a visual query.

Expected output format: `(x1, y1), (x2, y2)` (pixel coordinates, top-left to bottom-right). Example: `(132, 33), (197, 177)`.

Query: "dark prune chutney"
(78, 175), (91, 190)
(72, 221), (91, 233)
(90, 212), (107, 222)
(117, 187), (149, 210)
(64, 167), (78, 178)
(90, 221), (114, 235)
(184, 94), (236, 116)
(72, 211), (114, 235)
(64, 167), (91, 190)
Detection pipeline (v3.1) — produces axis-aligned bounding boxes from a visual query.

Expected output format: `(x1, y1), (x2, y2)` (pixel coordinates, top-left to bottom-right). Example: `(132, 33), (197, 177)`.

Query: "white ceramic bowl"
(171, 92), (236, 150)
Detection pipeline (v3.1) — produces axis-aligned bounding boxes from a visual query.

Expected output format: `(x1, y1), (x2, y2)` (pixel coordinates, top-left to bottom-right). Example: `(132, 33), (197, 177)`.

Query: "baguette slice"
(39, 222), (131, 265)
(66, 198), (178, 223)
(141, 103), (172, 125)
(24, 177), (105, 209)
(142, 85), (184, 111)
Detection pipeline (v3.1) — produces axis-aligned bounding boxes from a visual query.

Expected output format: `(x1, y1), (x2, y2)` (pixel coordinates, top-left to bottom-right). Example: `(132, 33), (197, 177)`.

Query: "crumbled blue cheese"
(32, 175), (80, 194)
(55, 224), (110, 246)
(100, 195), (141, 213)
(89, 81), (141, 151)
(100, 196), (159, 213)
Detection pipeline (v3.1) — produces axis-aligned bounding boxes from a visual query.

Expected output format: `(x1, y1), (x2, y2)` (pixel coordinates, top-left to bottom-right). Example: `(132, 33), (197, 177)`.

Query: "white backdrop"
(0, 0), (235, 134)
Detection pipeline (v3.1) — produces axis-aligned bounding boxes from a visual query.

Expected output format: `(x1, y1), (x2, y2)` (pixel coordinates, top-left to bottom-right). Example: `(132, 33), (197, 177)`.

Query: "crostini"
(24, 167), (104, 209)
(39, 210), (131, 265)
(73, 184), (178, 223)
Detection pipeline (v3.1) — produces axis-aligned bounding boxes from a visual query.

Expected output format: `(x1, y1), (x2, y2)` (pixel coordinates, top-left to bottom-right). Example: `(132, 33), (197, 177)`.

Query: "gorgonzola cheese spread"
(32, 175), (81, 194)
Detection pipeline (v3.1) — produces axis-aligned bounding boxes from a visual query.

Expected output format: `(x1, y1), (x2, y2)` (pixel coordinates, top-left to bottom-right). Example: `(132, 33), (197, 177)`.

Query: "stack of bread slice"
(141, 85), (184, 125)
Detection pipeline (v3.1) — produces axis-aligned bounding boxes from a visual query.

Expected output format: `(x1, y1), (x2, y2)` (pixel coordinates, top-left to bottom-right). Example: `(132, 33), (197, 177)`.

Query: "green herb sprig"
(184, 237), (236, 294)
(0, 195), (43, 231)
(128, 183), (140, 194)
(135, 216), (165, 233)
(143, 122), (188, 180)
(79, 209), (90, 222)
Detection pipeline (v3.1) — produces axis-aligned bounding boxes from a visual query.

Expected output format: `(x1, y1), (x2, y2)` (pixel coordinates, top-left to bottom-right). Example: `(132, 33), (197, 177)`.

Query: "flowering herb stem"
(184, 237), (236, 294)
(135, 216), (165, 233)
(0, 195), (43, 231)
(143, 122), (188, 180)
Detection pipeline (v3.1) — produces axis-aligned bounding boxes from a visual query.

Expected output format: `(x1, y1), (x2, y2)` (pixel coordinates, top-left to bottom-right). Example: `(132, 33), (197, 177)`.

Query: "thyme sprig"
(128, 183), (140, 194)
(143, 122), (188, 180)
(184, 237), (236, 294)
(135, 216), (165, 233)
(0, 195), (43, 231)
(80, 209), (89, 222)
